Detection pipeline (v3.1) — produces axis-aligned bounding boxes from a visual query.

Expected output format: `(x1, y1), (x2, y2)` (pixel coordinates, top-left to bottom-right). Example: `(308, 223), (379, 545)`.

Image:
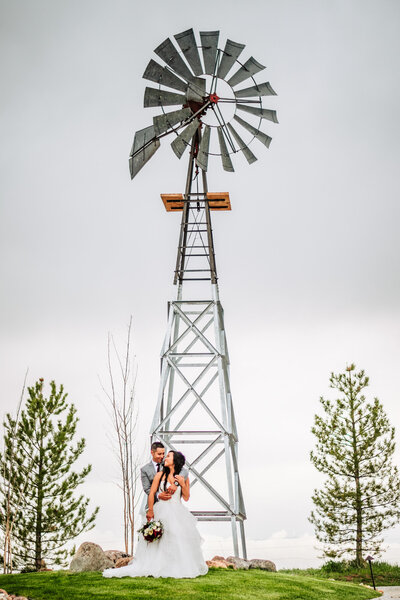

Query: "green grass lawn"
(281, 561), (400, 586)
(0, 568), (381, 600)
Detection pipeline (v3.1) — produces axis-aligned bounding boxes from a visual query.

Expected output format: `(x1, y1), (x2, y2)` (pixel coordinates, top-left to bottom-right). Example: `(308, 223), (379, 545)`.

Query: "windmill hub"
(180, 75), (236, 131)
(190, 74), (236, 129)
(209, 93), (219, 104)
(201, 76), (236, 128)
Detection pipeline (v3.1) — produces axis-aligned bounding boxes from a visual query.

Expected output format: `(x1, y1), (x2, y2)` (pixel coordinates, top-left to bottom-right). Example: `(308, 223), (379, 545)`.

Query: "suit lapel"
(146, 461), (155, 477)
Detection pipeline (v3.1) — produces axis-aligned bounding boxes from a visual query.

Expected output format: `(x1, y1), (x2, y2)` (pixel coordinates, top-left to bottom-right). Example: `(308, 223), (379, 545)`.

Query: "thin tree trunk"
(355, 475), (363, 566)
(35, 430), (44, 571)
(348, 369), (363, 566)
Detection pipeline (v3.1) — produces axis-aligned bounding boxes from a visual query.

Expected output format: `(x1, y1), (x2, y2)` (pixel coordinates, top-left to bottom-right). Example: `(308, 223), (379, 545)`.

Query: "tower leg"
(240, 520), (247, 559)
(231, 517), (239, 558)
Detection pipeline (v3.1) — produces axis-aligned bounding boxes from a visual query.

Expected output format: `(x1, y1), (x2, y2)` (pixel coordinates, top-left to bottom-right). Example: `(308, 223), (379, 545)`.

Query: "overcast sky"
(1, 0), (400, 568)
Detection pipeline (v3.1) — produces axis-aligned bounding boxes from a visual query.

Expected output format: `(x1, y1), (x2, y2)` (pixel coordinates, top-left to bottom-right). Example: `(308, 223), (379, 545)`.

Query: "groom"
(141, 441), (188, 506)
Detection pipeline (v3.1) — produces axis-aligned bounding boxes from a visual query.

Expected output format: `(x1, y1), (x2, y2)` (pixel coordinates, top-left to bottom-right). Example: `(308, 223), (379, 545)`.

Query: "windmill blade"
(237, 103), (279, 123)
(186, 77), (206, 103)
(234, 114), (272, 148)
(196, 125), (211, 171)
(143, 59), (187, 93)
(144, 87), (186, 108)
(227, 123), (257, 164)
(129, 125), (160, 179)
(153, 107), (192, 136)
(200, 31), (219, 75)
(234, 81), (277, 98)
(171, 118), (200, 159)
(154, 37), (194, 82)
(217, 39), (245, 80)
(174, 28), (203, 76)
(227, 57), (266, 88)
(217, 126), (234, 172)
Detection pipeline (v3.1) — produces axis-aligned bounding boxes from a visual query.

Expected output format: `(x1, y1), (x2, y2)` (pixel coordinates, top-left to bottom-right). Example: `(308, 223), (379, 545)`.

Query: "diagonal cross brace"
(173, 371), (219, 431)
(153, 355), (217, 433)
(191, 448), (225, 486)
(167, 301), (214, 355)
(173, 303), (219, 355)
(190, 433), (223, 468)
(166, 438), (233, 513)
(166, 356), (228, 434)
(174, 317), (214, 365)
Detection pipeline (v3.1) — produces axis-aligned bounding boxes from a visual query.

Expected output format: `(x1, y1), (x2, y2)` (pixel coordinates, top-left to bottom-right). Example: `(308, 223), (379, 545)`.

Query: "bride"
(103, 450), (208, 579)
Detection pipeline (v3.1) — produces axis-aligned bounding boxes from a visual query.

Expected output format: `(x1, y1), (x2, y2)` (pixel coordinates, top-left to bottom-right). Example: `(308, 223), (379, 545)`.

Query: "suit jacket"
(140, 461), (189, 507)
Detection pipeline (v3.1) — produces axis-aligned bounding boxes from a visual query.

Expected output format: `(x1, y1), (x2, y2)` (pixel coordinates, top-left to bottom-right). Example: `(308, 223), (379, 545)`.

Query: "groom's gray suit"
(141, 461), (189, 508)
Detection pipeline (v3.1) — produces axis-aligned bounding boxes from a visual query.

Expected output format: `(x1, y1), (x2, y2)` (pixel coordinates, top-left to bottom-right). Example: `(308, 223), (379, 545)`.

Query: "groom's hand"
(158, 490), (173, 501)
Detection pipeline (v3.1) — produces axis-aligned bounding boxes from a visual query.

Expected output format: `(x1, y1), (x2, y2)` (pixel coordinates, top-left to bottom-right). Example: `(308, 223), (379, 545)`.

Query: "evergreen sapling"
(310, 365), (400, 566)
(0, 379), (99, 570)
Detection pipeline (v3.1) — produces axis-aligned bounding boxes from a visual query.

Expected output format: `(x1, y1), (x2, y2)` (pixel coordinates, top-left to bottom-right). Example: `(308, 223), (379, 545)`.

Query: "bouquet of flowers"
(138, 520), (164, 543)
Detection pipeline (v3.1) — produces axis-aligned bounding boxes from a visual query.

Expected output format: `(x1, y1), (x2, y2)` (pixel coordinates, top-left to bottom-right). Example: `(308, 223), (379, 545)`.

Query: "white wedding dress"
(103, 483), (208, 579)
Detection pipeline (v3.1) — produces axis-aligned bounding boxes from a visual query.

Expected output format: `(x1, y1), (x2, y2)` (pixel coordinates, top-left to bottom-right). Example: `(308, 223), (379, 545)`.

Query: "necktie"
(157, 463), (161, 472)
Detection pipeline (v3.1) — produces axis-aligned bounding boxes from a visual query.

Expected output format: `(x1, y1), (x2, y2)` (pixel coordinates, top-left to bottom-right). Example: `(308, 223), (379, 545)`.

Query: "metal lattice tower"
(129, 28), (278, 558)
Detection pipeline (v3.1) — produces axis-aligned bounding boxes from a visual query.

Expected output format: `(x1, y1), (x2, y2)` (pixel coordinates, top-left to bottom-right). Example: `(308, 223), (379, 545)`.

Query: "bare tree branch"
(99, 317), (143, 555)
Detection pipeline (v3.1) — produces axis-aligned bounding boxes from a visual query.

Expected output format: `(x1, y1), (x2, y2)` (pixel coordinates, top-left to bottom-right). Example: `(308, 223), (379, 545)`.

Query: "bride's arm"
(147, 472), (162, 520)
(175, 474), (190, 501)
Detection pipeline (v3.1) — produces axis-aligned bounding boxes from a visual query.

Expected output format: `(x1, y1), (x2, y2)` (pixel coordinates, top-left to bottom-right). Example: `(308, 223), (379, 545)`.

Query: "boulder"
(248, 558), (276, 572)
(211, 555), (226, 562)
(104, 550), (130, 564)
(69, 542), (114, 572)
(207, 556), (235, 569)
(115, 556), (133, 568)
(206, 559), (229, 569)
(226, 556), (250, 570)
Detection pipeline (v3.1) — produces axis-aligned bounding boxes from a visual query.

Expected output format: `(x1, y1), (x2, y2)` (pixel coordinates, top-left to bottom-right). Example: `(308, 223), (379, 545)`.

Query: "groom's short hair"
(151, 441), (164, 452)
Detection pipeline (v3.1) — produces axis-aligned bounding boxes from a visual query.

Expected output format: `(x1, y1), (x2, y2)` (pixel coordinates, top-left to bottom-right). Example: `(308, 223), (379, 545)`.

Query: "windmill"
(130, 28), (278, 559)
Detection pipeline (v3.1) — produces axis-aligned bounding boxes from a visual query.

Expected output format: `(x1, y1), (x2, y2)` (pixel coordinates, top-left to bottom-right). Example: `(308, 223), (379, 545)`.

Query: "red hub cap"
(209, 93), (220, 104)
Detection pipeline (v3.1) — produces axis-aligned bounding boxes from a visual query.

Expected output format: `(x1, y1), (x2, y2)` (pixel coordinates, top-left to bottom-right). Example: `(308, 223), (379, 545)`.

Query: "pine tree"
(0, 379), (99, 570)
(310, 364), (400, 566)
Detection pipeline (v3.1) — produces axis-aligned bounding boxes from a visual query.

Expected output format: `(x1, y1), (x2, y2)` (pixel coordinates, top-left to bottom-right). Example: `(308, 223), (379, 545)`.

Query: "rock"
(226, 556), (250, 570)
(211, 555), (226, 562)
(206, 559), (229, 568)
(104, 550), (130, 564)
(115, 556), (133, 568)
(248, 558), (276, 572)
(69, 542), (114, 572)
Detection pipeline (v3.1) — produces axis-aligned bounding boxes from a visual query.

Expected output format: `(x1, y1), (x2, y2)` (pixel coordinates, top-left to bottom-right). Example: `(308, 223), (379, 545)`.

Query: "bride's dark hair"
(158, 451), (185, 492)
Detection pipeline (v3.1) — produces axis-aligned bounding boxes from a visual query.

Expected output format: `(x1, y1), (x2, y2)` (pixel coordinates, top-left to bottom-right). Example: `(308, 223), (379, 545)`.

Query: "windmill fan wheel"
(129, 28), (278, 179)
